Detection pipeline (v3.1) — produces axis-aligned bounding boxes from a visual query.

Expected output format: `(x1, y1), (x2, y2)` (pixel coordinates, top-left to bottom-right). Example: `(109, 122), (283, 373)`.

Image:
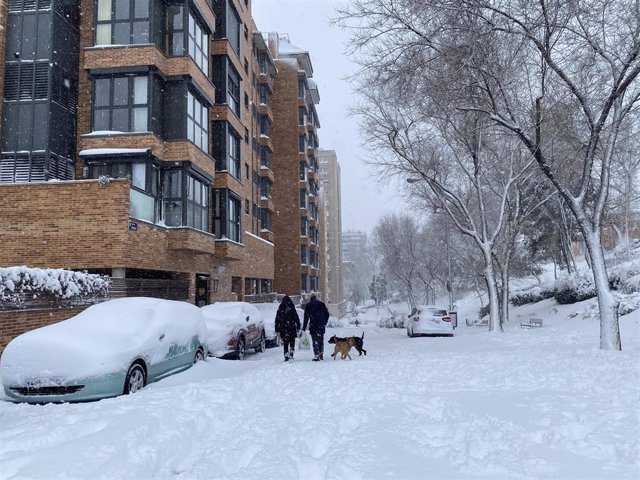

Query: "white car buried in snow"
(1, 297), (207, 403)
(201, 302), (266, 360)
(406, 305), (454, 337)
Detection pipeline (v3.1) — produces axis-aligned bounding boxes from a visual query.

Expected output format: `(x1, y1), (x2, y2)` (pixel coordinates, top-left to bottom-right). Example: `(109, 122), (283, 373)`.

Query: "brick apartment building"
(0, 0), (287, 307)
(266, 33), (325, 300)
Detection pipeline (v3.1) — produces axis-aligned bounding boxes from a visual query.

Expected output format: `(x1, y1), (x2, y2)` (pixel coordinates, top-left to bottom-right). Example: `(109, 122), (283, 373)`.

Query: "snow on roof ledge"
(79, 148), (151, 157)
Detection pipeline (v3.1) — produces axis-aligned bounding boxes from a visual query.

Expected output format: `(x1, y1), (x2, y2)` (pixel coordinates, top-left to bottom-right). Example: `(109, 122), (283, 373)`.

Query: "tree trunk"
(581, 227), (622, 350)
(500, 261), (510, 325)
(482, 247), (501, 332)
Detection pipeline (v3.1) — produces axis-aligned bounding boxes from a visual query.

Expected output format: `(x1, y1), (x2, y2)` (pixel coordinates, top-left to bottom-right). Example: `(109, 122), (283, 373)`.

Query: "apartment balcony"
(258, 72), (274, 92)
(308, 193), (316, 204)
(83, 45), (215, 103)
(307, 168), (315, 180)
(308, 217), (317, 227)
(167, 227), (216, 254)
(259, 229), (275, 243)
(260, 196), (274, 212)
(258, 134), (273, 152)
(211, 105), (244, 137)
(306, 122), (316, 134)
(258, 103), (273, 122)
(259, 165), (274, 182)
(307, 145), (316, 156)
(80, 133), (216, 179)
(0, 179), (218, 272)
(310, 241), (319, 251)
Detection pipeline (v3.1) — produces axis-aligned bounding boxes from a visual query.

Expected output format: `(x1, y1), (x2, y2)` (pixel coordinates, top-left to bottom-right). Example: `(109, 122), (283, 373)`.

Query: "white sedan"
(406, 306), (454, 337)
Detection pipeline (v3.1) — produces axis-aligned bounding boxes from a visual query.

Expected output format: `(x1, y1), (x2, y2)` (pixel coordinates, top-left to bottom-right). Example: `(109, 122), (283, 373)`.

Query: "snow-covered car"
(252, 302), (304, 348)
(1, 297), (207, 403)
(406, 305), (454, 337)
(201, 302), (266, 359)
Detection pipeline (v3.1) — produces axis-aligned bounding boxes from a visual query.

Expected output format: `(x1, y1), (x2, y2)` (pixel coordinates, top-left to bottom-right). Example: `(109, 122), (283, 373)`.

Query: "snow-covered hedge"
(553, 271), (596, 305)
(0, 266), (110, 308)
(510, 286), (555, 306)
(610, 259), (640, 295)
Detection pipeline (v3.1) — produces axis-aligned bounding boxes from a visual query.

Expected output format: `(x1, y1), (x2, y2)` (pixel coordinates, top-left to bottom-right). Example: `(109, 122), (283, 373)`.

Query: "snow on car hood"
(1, 297), (206, 384)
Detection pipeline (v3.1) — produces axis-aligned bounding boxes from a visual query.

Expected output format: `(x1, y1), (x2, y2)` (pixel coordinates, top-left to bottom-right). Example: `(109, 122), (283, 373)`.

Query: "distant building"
(267, 33), (324, 299)
(317, 149), (343, 303)
(342, 231), (368, 266)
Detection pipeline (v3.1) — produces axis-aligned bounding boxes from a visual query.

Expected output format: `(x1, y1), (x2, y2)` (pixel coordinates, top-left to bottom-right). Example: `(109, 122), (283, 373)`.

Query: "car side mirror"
(410, 307), (417, 316)
(246, 316), (250, 322)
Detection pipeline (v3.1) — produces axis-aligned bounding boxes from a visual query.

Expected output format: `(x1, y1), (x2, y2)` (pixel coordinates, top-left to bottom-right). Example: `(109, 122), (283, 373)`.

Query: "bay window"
(95, 0), (150, 45)
(93, 75), (148, 132)
(187, 91), (209, 151)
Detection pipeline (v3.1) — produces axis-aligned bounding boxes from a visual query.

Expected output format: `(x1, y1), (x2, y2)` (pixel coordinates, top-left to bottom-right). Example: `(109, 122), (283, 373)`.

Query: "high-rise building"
(0, 0), (278, 305)
(317, 149), (343, 303)
(267, 33), (324, 299)
(342, 231), (368, 265)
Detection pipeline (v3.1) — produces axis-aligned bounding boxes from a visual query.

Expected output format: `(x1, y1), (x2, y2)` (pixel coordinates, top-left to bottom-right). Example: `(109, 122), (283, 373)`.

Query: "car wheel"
(236, 336), (246, 360)
(407, 329), (413, 338)
(193, 347), (205, 363)
(124, 363), (146, 395)
(256, 333), (266, 353)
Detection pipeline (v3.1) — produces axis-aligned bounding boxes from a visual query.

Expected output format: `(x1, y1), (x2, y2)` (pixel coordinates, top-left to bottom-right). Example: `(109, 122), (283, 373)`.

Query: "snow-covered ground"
(1, 299), (639, 480)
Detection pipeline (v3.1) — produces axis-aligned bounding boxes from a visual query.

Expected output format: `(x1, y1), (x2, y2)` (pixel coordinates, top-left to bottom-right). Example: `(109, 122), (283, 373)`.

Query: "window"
(166, 5), (184, 55)
(227, 3), (241, 56)
(299, 161), (308, 180)
(228, 128), (240, 178)
(96, 0), (150, 45)
(259, 84), (270, 105)
(261, 177), (271, 199)
(186, 174), (209, 230)
(243, 24), (248, 40)
(301, 273), (308, 293)
(244, 92), (249, 108)
(261, 208), (271, 231)
(300, 189), (307, 209)
(244, 127), (249, 143)
(245, 198), (250, 215)
(93, 76), (148, 132)
(187, 91), (209, 151)
(227, 67), (240, 116)
(298, 79), (306, 98)
(300, 217), (308, 236)
(299, 135), (307, 154)
(301, 244), (308, 265)
(228, 195), (241, 242)
(163, 169), (183, 226)
(188, 14), (209, 74)
(213, 189), (241, 242)
(244, 58), (248, 74)
(245, 162), (249, 179)
(90, 160), (158, 222)
(299, 106), (307, 126)
(260, 115), (271, 138)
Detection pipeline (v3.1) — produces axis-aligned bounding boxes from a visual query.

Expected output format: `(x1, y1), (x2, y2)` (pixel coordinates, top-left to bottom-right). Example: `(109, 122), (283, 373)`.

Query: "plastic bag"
(298, 331), (311, 351)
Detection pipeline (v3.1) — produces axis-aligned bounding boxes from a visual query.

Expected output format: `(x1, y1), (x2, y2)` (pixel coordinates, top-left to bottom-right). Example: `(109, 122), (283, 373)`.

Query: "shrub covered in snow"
(553, 271), (596, 304)
(0, 266), (110, 308)
(510, 286), (556, 306)
(609, 258), (640, 294)
(377, 314), (406, 329)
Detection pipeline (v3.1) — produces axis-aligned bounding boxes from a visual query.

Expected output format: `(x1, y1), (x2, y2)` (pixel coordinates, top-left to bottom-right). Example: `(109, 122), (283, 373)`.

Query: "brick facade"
(0, 306), (90, 354)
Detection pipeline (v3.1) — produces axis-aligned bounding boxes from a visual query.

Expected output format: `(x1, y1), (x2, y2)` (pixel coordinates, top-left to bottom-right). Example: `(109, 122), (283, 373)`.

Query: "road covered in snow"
(1, 301), (639, 480)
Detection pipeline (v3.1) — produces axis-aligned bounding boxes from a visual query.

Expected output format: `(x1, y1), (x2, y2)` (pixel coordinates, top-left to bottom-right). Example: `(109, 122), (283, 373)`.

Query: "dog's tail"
(361, 332), (364, 340)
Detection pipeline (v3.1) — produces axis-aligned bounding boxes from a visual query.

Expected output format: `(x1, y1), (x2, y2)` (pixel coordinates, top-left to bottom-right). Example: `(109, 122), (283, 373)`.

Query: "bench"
(466, 318), (488, 327)
(520, 317), (543, 329)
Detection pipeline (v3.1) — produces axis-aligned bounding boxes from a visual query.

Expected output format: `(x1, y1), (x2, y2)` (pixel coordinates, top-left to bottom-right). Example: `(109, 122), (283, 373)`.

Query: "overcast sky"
(252, 0), (406, 235)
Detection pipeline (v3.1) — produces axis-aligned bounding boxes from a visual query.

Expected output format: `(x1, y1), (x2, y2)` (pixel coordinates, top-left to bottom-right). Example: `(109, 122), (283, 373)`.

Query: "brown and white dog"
(328, 335), (353, 360)
(328, 333), (367, 359)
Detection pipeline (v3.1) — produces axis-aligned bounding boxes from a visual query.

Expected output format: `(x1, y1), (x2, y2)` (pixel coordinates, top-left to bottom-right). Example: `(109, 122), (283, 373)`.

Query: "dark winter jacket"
(303, 297), (330, 335)
(275, 295), (301, 340)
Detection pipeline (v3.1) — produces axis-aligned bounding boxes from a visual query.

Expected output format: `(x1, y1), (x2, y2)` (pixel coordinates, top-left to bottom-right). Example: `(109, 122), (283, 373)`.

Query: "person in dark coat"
(274, 295), (301, 361)
(302, 292), (330, 361)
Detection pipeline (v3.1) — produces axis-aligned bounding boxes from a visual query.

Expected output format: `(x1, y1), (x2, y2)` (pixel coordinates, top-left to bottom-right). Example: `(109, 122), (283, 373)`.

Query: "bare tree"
(337, 0), (640, 350)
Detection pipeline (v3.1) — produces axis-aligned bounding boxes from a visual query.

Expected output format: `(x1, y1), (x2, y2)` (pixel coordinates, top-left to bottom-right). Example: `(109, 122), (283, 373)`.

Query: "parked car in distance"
(407, 306), (454, 337)
(201, 302), (266, 359)
(252, 302), (305, 348)
(1, 297), (207, 403)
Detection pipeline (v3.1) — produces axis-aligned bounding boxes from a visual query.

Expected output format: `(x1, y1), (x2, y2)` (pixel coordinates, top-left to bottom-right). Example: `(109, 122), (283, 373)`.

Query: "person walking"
(274, 295), (300, 361)
(303, 292), (330, 361)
